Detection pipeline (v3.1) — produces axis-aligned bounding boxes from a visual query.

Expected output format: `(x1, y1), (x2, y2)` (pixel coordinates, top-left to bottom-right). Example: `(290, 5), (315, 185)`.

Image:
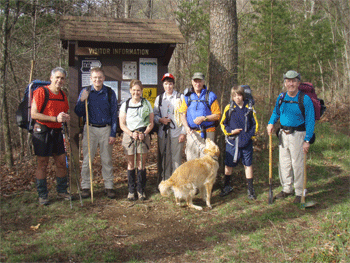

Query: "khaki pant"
(185, 131), (215, 161)
(279, 131), (305, 196)
(158, 134), (184, 181)
(81, 125), (114, 189)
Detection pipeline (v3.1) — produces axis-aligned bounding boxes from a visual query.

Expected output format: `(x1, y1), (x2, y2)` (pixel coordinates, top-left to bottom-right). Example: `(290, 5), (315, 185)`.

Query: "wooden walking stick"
(268, 134), (274, 204)
(85, 99), (94, 203)
(301, 153), (317, 209)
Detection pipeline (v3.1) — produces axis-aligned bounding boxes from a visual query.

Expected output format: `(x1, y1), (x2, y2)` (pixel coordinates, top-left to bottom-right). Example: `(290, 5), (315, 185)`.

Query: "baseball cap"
(192, 72), (205, 80)
(161, 73), (175, 82)
(283, 70), (301, 80)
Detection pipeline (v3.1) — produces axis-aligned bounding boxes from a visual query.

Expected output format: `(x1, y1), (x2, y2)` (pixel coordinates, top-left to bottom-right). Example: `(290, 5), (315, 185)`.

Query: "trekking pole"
(63, 122), (83, 206)
(134, 136), (138, 176)
(85, 99), (94, 203)
(62, 123), (73, 209)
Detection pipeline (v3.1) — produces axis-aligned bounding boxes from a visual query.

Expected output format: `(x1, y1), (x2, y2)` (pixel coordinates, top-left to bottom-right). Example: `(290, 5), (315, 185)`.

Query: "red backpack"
(298, 82), (326, 120)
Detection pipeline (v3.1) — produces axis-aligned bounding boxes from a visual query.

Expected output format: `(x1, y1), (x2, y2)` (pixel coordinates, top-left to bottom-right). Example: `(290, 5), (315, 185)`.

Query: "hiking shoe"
(127, 192), (136, 201)
(58, 192), (72, 201)
(137, 191), (146, 201)
(81, 189), (91, 199)
(220, 186), (233, 197)
(39, 197), (49, 206)
(293, 196), (301, 204)
(106, 189), (116, 199)
(247, 189), (257, 200)
(275, 191), (293, 199)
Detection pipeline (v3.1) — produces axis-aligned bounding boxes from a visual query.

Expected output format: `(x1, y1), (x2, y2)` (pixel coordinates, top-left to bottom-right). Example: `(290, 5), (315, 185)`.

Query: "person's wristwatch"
(204, 116), (208, 121)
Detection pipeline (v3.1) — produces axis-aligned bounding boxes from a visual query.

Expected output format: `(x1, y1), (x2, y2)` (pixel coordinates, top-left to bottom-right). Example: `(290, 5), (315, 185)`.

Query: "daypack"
(224, 85), (256, 128)
(278, 82), (326, 121)
(184, 88), (220, 127)
(16, 80), (52, 132)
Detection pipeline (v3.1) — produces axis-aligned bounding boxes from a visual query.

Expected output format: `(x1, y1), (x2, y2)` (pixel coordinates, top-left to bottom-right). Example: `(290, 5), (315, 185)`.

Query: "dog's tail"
(158, 180), (172, 196)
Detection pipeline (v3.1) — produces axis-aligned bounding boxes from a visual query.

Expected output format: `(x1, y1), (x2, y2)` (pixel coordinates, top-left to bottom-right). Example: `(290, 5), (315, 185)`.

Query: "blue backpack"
(16, 80), (53, 132)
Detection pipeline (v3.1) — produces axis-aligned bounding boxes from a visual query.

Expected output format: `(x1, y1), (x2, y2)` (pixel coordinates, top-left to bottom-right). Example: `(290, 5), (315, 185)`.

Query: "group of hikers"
(31, 67), (315, 206)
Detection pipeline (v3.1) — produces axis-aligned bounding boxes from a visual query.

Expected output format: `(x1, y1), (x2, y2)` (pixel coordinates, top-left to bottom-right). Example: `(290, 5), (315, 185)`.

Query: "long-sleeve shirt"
(74, 85), (118, 137)
(268, 91), (315, 141)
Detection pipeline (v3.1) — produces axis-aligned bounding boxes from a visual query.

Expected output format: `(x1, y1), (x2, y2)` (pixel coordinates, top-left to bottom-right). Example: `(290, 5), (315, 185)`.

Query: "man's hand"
(303, 141), (310, 154)
(80, 89), (89, 102)
(57, 112), (70, 123)
(193, 116), (205, 125)
(109, 137), (116, 145)
(267, 124), (274, 136)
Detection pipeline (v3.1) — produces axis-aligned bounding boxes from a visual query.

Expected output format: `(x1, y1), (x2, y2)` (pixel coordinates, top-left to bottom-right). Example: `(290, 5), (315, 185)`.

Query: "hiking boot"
(137, 191), (146, 201)
(106, 189), (116, 199)
(39, 197), (49, 206)
(275, 191), (293, 199)
(293, 195), (301, 204)
(220, 185), (233, 197)
(81, 189), (91, 199)
(247, 189), (257, 200)
(127, 192), (136, 201)
(57, 192), (72, 201)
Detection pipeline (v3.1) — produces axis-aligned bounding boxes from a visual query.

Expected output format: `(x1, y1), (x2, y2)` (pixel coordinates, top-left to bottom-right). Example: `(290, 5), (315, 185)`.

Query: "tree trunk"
(1, 0), (14, 167)
(209, 0), (238, 175)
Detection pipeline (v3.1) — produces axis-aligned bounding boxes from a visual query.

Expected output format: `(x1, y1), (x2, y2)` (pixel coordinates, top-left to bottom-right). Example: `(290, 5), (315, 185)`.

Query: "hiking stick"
(62, 123), (73, 209)
(268, 134), (274, 204)
(85, 99), (93, 203)
(301, 154), (317, 209)
(63, 123), (83, 206)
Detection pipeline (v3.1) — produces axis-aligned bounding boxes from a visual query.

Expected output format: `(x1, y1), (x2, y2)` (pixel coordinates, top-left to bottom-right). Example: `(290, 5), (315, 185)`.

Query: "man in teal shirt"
(267, 70), (315, 204)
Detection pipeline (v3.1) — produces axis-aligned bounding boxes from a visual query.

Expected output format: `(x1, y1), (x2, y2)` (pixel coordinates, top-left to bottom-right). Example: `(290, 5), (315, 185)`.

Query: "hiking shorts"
(32, 123), (65, 157)
(225, 140), (253, 167)
(122, 133), (150, 155)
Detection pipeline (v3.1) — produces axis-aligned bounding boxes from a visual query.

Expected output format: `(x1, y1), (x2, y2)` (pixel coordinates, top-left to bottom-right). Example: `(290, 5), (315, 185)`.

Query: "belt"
(281, 124), (306, 134)
(89, 123), (109, 128)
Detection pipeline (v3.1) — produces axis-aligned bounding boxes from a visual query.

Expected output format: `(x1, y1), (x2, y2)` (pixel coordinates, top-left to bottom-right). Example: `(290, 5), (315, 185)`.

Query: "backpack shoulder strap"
(224, 100), (235, 125)
(298, 92), (305, 120)
(205, 89), (211, 109)
(106, 86), (113, 105)
(125, 98), (131, 113)
(40, 87), (50, 113)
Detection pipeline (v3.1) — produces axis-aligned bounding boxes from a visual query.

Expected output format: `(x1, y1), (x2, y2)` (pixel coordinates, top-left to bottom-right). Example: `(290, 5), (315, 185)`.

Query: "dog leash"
(189, 132), (205, 154)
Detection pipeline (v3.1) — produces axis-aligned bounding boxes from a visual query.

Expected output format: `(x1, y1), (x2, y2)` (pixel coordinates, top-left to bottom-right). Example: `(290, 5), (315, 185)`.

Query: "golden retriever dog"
(158, 138), (220, 210)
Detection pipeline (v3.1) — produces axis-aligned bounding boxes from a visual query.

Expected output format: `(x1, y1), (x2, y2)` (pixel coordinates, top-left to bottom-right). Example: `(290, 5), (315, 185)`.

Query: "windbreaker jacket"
(220, 101), (258, 148)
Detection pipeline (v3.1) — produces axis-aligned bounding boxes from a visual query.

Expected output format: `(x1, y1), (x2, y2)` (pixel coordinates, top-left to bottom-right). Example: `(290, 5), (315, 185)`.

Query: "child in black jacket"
(219, 85), (258, 199)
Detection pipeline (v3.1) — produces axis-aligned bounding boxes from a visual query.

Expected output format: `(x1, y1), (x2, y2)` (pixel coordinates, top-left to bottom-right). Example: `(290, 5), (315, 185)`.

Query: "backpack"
(278, 82), (326, 121)
(184, 88), (220, 127)
(16, 80), (52, 132)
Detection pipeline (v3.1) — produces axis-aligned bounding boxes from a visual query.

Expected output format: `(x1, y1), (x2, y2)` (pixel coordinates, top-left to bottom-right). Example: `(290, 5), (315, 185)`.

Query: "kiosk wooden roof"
(60, 16), (185, 46)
